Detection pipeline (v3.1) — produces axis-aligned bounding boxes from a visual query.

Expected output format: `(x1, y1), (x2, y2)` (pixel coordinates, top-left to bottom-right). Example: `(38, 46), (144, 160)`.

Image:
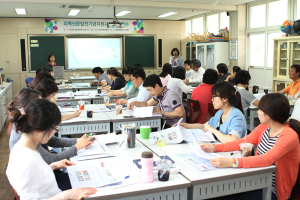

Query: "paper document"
(77, 140), (106, 156)
(59, 107), (76, 113)
(68, 161), (122, 188)
(92, 106), (111, 113)
(179, 127), (216, 142)
(61, 117), (86, 123)
(96, 132), (120, 144)
(127, 108), (161, 118)
(133, 106), (154, 118)
(176, 153), (218, 171)
(57, 93), (74, 98)
(189, 141), (220, 159)
(254, 93), (265, 101)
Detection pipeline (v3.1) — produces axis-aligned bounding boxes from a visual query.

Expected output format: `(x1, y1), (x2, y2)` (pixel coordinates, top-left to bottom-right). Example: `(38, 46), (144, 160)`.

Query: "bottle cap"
(142, 151), (153, 158)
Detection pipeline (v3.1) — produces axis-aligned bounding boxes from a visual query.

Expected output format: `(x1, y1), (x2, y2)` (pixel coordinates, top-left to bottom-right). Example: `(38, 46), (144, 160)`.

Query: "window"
(250, 4), (266, 28)
(192, 17), (203, 35)
(298, 0), (300, 20)
(268, 0), (287, 26)
(207, 14), (219, 35)
(267, 32), (282, 67)
(220, 12), (229, 30)
(185, 20), (191, 37)
(249, 34), (265, 66)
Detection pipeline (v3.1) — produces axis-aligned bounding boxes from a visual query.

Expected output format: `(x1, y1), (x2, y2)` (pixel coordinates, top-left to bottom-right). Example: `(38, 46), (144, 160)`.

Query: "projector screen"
(67, 38), (122, 69)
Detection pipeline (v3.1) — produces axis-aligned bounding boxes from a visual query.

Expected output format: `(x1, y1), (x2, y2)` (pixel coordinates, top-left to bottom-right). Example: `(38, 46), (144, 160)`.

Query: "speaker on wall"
(20, 39), (26, 71)
(158, 39), (162, 67)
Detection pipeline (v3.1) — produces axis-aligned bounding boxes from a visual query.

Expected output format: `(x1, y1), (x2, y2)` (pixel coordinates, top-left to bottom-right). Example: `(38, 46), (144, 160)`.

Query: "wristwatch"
(161, 111), (165, 116)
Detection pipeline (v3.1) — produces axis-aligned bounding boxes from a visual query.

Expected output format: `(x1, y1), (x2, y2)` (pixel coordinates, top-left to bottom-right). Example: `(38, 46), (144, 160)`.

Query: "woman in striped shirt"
(201, 93), (300, 200)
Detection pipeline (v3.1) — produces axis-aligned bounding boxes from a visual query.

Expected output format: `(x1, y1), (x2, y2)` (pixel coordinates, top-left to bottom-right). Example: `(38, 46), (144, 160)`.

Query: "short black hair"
(184, 60), (191, 65)
(122, 66), (131, 75)
(171, 48), (180, 56)
(217, 63), (228, 74)
(36, 68), (42, 75)
(48, 54), (54, 62)
(143, 74), (163, 88)
(291, 64), (300, 77)
(92, 67), (104, 74)
(130, 66), (146, 80)
(133, 64), (143, 68)
(191, 59), (201, 68)
(41, 65), (53, 73)
(172, 66), (186, 80)
(34, 78), (58, 98)
(234, 70), (251, 85)
(203, 69), (219, 85)
(232, 66), (241, 73)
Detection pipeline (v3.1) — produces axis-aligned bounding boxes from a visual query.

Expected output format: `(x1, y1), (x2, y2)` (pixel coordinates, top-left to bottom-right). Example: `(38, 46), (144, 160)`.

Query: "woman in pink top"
(201, 93), (300, 200)
(159, 63), (172, 87)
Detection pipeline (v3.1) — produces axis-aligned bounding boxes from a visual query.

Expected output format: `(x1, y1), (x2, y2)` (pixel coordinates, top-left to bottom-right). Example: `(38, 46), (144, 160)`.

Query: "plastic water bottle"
(141, 151), (154, 183)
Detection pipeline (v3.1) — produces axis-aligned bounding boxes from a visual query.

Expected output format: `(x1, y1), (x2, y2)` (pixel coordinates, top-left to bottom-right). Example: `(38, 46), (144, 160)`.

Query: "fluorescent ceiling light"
(15, 8), (26, 15)
(157, 12), (178, 18)
(116, 11), (132, 16)
(68, 9), (81, 16)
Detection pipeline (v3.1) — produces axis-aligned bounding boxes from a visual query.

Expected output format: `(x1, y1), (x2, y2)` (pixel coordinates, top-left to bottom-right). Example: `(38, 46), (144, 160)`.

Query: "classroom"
(0, 0), (300, 199)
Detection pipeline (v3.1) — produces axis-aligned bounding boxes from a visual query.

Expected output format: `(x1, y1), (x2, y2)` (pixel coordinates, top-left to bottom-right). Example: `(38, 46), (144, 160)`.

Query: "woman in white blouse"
(167, 66), (190, 99)
(6, 99), (96, 200)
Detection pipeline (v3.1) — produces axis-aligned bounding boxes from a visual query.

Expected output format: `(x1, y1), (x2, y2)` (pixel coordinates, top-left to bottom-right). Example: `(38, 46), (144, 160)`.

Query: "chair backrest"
(252, 85), (259, 94)
(184, 106), (194, 123)
(187, 99), (201, 123)
(290, 163), (300, 200)
(25, 77), (34, 87)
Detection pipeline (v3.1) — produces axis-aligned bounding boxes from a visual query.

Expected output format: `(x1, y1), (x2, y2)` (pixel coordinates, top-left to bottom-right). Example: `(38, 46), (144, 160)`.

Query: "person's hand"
(107, 92), (114, 97)
(153, 107), (162, 115)
(51, 159), (76, 170)
(106, 87), (110, 93)
(203, 123), (215, 133)
(59, 187), (97, 200)
(186, 79), (189, 83)
(209, 157), (233, 168)
(75, 134), (94, 150)
(172, 122), (187, 128)
(200, 143), (215, 153)
(73, 110), (81, 117)
(127, 101), (135, 110)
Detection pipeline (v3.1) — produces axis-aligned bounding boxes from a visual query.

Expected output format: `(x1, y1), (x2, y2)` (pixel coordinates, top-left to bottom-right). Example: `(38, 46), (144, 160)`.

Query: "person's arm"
(169, 56), (173, 64)
(37, 144), (78, 164)
(204, 124), (239, 143)
(179, 81), (191, 94)
(47, 136), (77, 147)
(178, 123), (204, 129)
(225, 75), (232, 82)
(188, 71), (201, 83)
(108, 91), (126, 97)
(276, 84), (290, 95)
(275, 90), (287, 94)
(61, 110), (81, 121)
(101, 80), (108, 86)
(46, 188), (97, 200)
(252, 99), (259, 107)
(154, 105), (184, 118)
(127, 98), (158, 110)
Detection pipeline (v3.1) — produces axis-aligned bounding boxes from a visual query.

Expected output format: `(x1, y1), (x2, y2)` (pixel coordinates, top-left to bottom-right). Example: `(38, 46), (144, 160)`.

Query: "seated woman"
(35, 78), (81, 121)
(192, 69), (219, 124)
(159, 63), (172, 87)
(107, 66), (139, 101)
(201, 93), (300, 200)
(107, 67), (126, 90)
(225, 66), (241, 86)
(217, 63), (231, 83)
(6, 99), (97, 199)
(179, 81), (247, 143)
(167, 66), (190, 99)
(235, 70), (259, 117)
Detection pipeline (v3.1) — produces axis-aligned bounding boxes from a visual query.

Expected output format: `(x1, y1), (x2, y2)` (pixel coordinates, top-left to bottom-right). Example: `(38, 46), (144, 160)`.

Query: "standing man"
(186, 59), (205, 83)
(90, 67), (112, 86)
(128, 74), (185, 128)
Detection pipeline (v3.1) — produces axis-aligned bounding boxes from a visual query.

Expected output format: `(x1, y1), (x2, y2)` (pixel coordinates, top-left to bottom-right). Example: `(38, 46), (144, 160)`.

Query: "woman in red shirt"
(192, 69), (219, 123)
(201, 93), (300, 200)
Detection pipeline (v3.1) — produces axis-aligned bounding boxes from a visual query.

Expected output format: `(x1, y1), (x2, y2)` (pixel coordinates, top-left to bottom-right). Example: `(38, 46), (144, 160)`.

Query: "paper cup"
(115, 105), (123, 115)
(140, 126), (152, 139)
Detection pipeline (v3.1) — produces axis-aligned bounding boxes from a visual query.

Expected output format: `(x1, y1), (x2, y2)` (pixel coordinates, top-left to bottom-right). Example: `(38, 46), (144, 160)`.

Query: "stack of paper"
(61, 117), (86, 124)
(126, 107), (161, 118)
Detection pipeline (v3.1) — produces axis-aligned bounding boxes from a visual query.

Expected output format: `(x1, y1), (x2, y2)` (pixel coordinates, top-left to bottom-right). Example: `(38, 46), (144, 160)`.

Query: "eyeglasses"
(131, 78), (137, 81)
(212, 95), (221, 100)
(52, 127), (60, 132)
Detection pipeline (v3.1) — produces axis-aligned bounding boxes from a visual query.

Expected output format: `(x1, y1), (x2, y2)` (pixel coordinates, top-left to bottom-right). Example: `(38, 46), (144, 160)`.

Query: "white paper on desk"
(74, 91), (91, 96)
(176, 152), (218, 171)
(179, 126), (216, 142)
(254, 93), (265, 101)
(59, 107), (76, 113)
(67, 161), (122, 188)
(149, 126), (184, 144)
(189, 141), (220, 159)
(92, 106), (111, 113)
(61, 117), (86, 123)
(96, 132), (119, 144)
(57, 93), (74, 98)
(133, 106), (153, 118)
(77, 141), (106, 157)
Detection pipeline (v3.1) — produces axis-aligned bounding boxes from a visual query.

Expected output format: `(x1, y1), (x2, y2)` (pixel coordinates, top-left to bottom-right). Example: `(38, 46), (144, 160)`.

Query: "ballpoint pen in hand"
(174, 118), (183, 127)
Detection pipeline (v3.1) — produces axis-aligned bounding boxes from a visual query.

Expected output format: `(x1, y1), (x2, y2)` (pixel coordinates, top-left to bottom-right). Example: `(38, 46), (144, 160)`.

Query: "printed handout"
(176, 153), (218, 171)
(189, 141), (220, 159)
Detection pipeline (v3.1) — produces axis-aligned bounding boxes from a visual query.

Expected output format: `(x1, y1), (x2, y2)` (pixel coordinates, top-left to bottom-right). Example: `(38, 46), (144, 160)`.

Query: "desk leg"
(249, 110), (254, 131)
(262, 172), (272, 200)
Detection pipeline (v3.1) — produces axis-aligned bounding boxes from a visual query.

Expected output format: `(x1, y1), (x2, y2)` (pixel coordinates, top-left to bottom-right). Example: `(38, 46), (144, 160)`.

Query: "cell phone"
(123, 115), (134, 118)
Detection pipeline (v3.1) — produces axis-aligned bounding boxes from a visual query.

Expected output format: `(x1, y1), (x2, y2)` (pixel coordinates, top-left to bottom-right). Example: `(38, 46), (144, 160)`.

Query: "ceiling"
(0, 0), (258, 20)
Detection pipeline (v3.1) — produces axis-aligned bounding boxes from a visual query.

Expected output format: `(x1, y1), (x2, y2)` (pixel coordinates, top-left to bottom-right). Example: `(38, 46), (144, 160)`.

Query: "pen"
(230, 150), (240, 156)
(174, 118), (183, 127)
(86, 133), (93, 137)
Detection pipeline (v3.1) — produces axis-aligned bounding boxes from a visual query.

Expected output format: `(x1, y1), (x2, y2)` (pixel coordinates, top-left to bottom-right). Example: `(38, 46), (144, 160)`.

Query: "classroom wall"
(0, 18), (185, 96)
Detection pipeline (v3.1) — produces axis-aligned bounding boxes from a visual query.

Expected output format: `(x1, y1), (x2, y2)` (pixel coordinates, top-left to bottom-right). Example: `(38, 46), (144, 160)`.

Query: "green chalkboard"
(29, 36), (65, 71)
(125, 36), (155, 68)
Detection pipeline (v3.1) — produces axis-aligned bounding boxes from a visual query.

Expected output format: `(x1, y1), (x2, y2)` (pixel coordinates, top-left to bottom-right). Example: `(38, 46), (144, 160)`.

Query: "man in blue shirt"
(90, 67), (112, 86)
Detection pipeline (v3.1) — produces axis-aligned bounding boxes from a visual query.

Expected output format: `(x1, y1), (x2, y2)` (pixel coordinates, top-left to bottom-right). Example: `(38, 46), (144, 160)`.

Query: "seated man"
(90, 67), (113, 86)
(119, 66), (152, 105)
(128, 74), (185, 128)
(276, 64), (300, 97)
(186, 59), (205, 83)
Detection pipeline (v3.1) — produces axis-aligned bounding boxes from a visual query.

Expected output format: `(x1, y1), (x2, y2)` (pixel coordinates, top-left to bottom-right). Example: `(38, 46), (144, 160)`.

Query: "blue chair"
(25, 77), (34, 87)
